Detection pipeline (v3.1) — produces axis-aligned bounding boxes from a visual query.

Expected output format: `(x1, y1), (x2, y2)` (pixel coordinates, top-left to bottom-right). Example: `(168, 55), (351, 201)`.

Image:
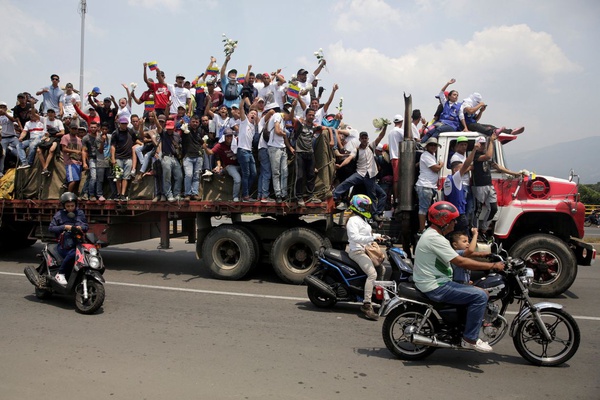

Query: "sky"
(1, 0), (598, 160)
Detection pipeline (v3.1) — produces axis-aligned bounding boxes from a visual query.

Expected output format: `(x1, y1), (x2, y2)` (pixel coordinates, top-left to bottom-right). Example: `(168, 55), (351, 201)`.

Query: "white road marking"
(3, 271), (600, 321)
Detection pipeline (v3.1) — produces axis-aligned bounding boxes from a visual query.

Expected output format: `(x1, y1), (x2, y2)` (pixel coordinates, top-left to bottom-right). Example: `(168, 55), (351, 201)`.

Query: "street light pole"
(79, 0), (87, 94)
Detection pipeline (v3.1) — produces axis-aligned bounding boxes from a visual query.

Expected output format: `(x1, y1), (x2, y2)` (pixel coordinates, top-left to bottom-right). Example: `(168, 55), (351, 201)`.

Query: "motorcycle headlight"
(89, 247), (98, 256)
(89, 256), (101, 269)
(519, 268), (535, 286)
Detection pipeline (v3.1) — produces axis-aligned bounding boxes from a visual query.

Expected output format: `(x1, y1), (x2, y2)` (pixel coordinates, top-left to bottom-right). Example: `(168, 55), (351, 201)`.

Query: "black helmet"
(60, 192), (77, 205)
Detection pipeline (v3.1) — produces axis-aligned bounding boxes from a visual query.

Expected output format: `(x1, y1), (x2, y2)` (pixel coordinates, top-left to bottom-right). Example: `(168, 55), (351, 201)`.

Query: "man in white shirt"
(168, 73), (192, 115)
(415, 137), (444, 233)
(388, 114), (404, 202)
(267, 103), (295, 203)
(62, 83), (81, 119)
(333, 128), (388, 221)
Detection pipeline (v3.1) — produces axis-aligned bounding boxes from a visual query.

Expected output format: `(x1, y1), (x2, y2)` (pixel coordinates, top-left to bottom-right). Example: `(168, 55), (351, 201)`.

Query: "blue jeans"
(161, 155), (182, 198)
(224, 165), (241, 199)
(183, 156), (202, 196)
(0, 136), (20, 172)
(87, 159), (106, 197)
(415, 185), (436, 214)
(257, 148), (271, 199)
(333, 172), (386, 215)
(237, 148), (257, 197)
(268, 146), (288, 198)
(420, 123), (456, 143)
(425, 281), (488, 342)
(136, 145), (155, 174)
(57, 246), (76, 275)
(18, 133), (43, 165)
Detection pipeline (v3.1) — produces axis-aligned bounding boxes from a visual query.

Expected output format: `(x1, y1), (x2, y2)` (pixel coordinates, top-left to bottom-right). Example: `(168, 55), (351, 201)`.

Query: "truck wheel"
(202, 225), (256, 280)
(234, 225), (260, 270)
(510, 234), (577, 297)
(270, 228), (329, 284)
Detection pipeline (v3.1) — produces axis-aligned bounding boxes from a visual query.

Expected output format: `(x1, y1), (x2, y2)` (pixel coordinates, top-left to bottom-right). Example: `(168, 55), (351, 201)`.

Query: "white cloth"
(167, 84), (191, 114)
(237, 119), (254, 151)
(267, 112), (285, 148)
(450, 151), (470, 186)
(350, 143), (378, 178)
(416, 151), (439, 189)
(346, 215), (381, 252)
(411, 123), (421, 141)
(63, 92), (80, 118)
(388, 126), (403, 160)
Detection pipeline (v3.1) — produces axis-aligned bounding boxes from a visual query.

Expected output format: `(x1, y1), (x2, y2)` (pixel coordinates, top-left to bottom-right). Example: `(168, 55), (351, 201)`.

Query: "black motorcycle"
(304, 238), (413, 314)
(584, 210), (599, 227)
(381, 245), (580, 366)
(24, 226), (106, 314)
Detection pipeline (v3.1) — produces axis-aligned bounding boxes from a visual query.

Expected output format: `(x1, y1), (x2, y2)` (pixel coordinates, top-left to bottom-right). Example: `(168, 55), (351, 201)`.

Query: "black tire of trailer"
(270, 227), (330, 284)
(510, 234), (577, 298)
(202, 225), (257, 280)
(234, 224), (261, 270)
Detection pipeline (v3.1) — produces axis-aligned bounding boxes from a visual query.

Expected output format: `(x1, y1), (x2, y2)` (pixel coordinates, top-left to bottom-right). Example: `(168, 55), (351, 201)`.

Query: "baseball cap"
(157, 114), (167, 121)
(92, 86), (101, 94)
(393, 114), (404, 123)
(359, 131), (369, 138)
(165, 120), (175, 130)
(0, 101), (7, 107)
(256, 97), (265, 103)
(176, 73), (185, 79)
(456, 136), (468, 143)
(118, 116), (129, 124)
(435, 91), (449, 99)
(282, 103), (293, 113)
(297, 68), (308, 75)
(227, 68), (237, 75)
(78, 125), (87, 132)
(230, 104), (239, 109)
(17, 93), (26, 98)
(477, 136), (487, 144)
(103, 97), (111, 102)
(223, 128), (234, 136)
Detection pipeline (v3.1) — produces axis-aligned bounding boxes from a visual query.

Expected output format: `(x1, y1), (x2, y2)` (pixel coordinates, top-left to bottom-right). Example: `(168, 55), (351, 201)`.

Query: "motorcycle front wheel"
(75, 280), (105, 314)
(584, 219), (592, 227)
(513, 308), (580, 366)
(382, 305), (437, 360)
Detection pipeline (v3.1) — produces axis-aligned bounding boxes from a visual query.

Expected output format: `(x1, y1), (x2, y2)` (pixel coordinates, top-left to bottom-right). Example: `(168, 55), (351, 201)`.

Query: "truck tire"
(510, 234), (577, 297)
(202, 225), (256, 280)
(234, 225), (261, 270)
(270, 228), (328, 284)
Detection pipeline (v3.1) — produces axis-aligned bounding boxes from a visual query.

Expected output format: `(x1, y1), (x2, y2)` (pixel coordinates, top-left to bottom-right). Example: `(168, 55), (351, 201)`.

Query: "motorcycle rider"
(48, 192), (89, 285)
(346, 194), (384, 321)
(413, 201), (504, 352)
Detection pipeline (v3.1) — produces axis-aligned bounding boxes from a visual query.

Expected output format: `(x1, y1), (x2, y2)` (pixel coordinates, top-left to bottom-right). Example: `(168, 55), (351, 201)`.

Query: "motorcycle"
(24, 226), (106, 314)
(380, 244), (580, 366)
(584, 210), (599, 227)
(304, 237), (413, 315)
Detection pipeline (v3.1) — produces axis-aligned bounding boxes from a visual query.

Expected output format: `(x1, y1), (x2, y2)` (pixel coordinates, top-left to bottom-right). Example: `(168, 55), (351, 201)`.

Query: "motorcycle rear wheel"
(584, 220), (592, 227)
(382, 305), (437, 360)
(306, 273), (337, 308)
(513, 308), (580, 366)
(75, 280), (105, 314)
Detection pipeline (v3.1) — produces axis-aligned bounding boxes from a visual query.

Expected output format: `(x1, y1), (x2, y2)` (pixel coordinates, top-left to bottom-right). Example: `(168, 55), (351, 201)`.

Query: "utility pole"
(79, 0), (87, 94)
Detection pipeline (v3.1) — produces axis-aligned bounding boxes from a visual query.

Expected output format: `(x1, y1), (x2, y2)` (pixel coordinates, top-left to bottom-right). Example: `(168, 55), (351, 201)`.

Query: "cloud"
(332, 0), (404, 32)
(127, 0), (183, 11)
(0, 0), (55, 64)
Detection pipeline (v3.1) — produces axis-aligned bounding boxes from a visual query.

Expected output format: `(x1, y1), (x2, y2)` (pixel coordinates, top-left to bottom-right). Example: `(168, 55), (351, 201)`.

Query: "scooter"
(304, 237), (413, 315)
(24, 226), (106, 314)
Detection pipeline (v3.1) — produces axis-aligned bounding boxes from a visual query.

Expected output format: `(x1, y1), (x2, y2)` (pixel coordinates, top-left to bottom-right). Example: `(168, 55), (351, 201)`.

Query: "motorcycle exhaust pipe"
(411, 333), (455, 349)
(304, 275), (337, 299)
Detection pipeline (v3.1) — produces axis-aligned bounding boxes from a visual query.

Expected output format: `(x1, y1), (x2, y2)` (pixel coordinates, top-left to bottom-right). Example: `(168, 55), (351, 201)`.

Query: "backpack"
(224, 80), (238, 101)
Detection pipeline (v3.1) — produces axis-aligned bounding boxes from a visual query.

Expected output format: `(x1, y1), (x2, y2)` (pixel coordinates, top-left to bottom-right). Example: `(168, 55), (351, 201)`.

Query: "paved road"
(1, 239), (599, 400)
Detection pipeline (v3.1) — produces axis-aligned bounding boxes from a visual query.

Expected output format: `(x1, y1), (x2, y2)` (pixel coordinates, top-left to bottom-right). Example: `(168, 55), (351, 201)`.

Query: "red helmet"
(428, 201), (459, 228)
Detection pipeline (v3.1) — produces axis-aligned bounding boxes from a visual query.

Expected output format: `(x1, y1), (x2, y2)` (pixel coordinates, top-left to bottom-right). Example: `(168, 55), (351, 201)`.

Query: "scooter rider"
(413, 201), (504, 352)
(346, 194), (384, 321)
(49, 192), (89, 285)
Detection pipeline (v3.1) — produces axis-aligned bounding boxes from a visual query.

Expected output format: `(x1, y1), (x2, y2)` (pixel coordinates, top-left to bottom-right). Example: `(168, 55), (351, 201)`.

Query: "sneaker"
(511, 126), (525, 135)
(17, 164), (30, 169)
(297, 199), (305, 207)
(80, 194), (89, 201)
(55, 273), (67, 286)
(152, 196), (160, 203)
(191, 195), (201, 201)
(336, 201), (347, 211)
(261, 197), (275, 203)
(373, 214), (383, 222)
(98, 196), (106, 201)
(494, 126), (506, 136)
(121, 196), (129, 202)
(89, 196), (97, 201)
(242, 196), (256, 202)
(308, 197), (322, 204)
(461, 338), (493, 353)
(41, 169), (50, 176)
(233, 197), (240, 202)
(160, 195), (167, 202)
(167, 196), (176, 202)
(360, 303), (379, 321)
(183, 196), (191, 201)
(276, 196), (283, 204)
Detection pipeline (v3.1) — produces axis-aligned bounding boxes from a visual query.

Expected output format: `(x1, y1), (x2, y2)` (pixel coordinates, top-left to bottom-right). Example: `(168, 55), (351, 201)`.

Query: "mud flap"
(570, 237), (595, 266)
